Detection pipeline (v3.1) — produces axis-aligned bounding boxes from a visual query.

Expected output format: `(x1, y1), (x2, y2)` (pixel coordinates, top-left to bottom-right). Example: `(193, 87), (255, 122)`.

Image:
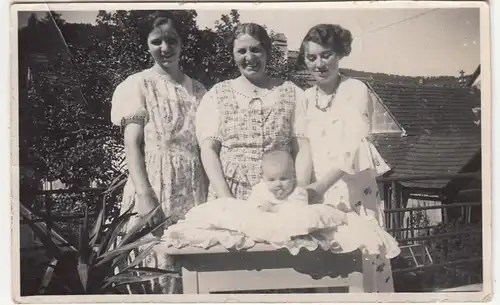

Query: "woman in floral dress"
(196, 23), (311, 201)
(299, 23), (395, 292)
(110, 11), (207, 294)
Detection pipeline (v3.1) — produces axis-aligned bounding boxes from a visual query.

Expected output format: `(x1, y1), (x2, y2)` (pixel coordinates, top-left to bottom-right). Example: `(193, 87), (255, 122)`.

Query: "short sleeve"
(291, 86), (309, 138)
(334, 82), (389, 175)
(110, 75), (147, 127)
(195, 86), (221, 143)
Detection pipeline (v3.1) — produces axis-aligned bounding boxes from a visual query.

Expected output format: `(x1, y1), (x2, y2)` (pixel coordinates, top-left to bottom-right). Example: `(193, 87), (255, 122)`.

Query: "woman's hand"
(306, 186), (322, 204)
(306, 167), (345, 204)
(136, 190), (167, 237)
(306, 181), (329, 204)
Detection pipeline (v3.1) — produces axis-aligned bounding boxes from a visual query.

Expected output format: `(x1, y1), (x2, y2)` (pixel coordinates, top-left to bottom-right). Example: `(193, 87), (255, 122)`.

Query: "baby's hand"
(257, 201), (274, 212)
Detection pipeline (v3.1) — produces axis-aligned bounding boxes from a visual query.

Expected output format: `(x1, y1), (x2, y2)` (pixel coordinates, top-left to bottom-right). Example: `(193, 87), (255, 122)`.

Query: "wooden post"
(391, 181), (398, 235)
(399, 188), (408, 240)
(45, 194), (53, 241)
(384, 183), (391, 230)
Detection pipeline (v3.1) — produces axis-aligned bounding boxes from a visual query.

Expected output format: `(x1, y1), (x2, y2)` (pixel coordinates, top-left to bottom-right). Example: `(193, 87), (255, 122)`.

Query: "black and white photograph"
(11, 1), (491, 303)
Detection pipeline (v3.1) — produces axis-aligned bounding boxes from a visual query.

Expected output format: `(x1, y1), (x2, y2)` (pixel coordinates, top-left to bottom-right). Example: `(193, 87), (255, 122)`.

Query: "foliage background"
(19, 10), (302, 192)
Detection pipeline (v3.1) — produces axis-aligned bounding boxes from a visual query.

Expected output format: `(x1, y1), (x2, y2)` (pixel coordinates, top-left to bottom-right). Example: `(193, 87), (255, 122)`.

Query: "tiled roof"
(373, 133), (480, 189)
(368, 81), (481, 189)
(368, 81), (480, 136)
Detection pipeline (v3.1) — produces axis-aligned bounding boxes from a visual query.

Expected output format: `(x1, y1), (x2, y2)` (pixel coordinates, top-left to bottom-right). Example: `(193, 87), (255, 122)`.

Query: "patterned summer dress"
(195, 79), (307, 200)
(110, 68), (208, 294)
(304, 76), (395, 293)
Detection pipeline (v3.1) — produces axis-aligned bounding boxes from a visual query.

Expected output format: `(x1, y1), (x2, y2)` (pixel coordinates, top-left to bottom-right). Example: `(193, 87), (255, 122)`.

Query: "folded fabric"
(162, 198), (401, 259)
(183, 198), (347, 243)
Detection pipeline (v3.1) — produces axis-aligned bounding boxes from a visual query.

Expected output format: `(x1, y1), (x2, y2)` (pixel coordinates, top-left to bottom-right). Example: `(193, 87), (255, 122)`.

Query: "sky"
(18, 7), (480, 77)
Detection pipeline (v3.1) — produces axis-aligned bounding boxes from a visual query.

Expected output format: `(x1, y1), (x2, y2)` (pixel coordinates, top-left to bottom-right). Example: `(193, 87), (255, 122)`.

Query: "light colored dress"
(195, 79), (307, 200)
(304, 76), (395, 293)
(247, 181), (309, 207)
(110, 68), (208, 294)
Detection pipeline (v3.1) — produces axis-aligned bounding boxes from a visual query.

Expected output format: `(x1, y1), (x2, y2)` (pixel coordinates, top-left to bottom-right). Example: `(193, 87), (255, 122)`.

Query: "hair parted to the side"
(137, 10), (183, 46)
(297, 23), (353, 68)
(228, 22), (272, 60)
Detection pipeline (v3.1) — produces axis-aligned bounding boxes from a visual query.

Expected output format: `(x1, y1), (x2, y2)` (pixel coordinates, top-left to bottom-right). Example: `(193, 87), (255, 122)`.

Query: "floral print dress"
(304, 76), (395, 293)
(195, 79), (307, 200)
(110, 68), (208, 294)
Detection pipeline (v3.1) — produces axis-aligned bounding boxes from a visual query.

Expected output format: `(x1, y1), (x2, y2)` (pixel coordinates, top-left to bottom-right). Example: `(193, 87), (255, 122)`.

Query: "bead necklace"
(315, 74), (341, 112)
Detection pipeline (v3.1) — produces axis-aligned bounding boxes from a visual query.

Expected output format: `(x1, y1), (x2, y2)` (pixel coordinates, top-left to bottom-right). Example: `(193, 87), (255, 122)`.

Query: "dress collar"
(230, 78), (285, 102)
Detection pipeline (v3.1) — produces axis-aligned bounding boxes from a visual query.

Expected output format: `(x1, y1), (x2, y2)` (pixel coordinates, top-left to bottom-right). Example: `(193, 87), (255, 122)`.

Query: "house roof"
(368, 81), (480, 136)
(290, 71), (481, 189)
(373, 133), (480, 189)
(368, 81), (481, 189)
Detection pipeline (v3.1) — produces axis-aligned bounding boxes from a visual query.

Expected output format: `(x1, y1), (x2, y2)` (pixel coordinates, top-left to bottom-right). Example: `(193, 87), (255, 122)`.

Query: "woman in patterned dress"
(110, 11), (208, 294)
(196, 23), (311, 201)
(299, 23), (396, 292)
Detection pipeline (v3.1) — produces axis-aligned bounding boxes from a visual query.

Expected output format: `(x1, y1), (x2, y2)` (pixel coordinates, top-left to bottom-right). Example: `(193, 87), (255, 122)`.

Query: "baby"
(248, 149), (309, 212)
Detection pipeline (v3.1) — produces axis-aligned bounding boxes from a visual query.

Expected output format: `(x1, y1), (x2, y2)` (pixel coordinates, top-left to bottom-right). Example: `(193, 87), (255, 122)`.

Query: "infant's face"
(262, 164), (295, 200)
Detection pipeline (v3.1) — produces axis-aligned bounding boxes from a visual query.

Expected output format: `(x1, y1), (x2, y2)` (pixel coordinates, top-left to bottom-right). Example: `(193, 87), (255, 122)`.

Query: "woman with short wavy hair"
(196, 22), (311, 201)
(300, 23), (396, 292)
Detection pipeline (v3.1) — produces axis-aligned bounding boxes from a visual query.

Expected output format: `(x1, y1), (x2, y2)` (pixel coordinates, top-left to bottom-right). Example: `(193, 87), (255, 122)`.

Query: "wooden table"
(165, 244), (367, 294)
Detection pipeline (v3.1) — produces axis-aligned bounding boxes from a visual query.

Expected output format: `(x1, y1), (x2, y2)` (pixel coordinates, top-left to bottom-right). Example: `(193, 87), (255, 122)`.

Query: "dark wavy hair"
(228, 23), (272, 61)
(137, 10), (183, 46)
(297, 24), (353, 68)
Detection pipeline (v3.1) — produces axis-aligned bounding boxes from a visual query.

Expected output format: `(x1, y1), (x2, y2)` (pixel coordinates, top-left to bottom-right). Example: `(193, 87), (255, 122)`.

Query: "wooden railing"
(377, 172), (483, 290)
(20, 187), (110, 253)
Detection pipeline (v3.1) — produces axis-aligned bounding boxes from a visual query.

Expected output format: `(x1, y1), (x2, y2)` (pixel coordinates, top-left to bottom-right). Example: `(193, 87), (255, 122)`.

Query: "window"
(370, 91), (404, 134)
(399, 243), (434, 268)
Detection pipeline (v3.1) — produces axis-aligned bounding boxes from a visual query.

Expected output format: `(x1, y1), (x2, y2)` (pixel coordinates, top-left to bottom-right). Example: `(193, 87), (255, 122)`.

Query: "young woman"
(196, 23), (311, 201)
(299, 23), (395, 292)
(110, 11), (208, 294)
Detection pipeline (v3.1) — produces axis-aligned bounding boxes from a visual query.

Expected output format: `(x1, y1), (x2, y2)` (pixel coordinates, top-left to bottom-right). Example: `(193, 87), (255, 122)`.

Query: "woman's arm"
(308, 168), (345, 198)
(124, 122), (166, 231)
(200, 139), (233, 198)
(195, 86), (232, 198)
(123, 122), (152, 196)
(292, 137), (313, 187)
(291, 87), (313, 187)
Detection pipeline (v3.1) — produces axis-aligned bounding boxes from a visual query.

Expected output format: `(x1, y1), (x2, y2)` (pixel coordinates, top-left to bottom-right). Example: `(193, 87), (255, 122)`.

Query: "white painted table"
(165, 244), (367, 294)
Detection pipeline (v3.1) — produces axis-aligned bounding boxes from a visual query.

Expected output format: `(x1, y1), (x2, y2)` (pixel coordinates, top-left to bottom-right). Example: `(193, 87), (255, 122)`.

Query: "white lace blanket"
(162, 198), (400, 258)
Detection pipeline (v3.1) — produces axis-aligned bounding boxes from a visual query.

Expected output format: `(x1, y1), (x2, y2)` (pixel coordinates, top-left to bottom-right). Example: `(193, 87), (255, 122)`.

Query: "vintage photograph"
(12, 1), (490, 302)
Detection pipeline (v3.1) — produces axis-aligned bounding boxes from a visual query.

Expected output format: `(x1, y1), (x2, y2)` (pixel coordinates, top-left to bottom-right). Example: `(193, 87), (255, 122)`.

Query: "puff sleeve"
(195, 85), (221, 143)
(334, 82), (390, 176)
(110, 75), (148, 127)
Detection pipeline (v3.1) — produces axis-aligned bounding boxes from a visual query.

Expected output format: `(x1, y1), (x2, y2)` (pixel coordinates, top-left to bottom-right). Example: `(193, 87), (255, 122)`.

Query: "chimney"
(272, 32), (288, 60)
(458, 69), (467, 87)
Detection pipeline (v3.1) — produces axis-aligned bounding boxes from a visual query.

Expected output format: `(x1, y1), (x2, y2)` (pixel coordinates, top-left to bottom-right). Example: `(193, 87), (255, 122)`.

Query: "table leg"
(181, 266), (199, 294)
(348, 272), (365, 292)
